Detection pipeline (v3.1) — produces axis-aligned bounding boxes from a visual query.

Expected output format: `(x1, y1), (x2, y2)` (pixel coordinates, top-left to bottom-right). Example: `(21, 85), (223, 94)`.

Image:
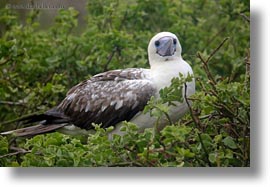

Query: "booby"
(1, 32), (195, 137)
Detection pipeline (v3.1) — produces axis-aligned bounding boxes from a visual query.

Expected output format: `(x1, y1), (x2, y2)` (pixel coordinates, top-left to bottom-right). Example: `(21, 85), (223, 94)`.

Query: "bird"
(0, 32), (195, 138)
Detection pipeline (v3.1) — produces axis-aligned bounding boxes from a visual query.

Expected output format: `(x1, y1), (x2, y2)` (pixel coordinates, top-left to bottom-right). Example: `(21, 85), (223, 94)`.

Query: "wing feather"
(56, 68), (156, 130)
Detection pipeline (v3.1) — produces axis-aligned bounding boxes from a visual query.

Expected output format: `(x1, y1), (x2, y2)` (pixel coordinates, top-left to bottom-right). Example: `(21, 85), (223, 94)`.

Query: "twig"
(103, 10), (128, 71)
(182, 113), (218, 126)
(0, 52), (24, 66)
(197, 53), (217, 85)
(244, 48), (250, 87)
(104, 46), (118, 71)
(0, 100), (26, 106)
(184, 84), (203, 130)
(184, 83), (212, 166)
(214, 102), (246, 125)
(164, 112), (173, 125)
(240, 13), (250, 23)
(0, 149), (31, 159)
(197, 37), (229, 90)
(0, 57), (10, 66)
(196, 78), (209, 93)
(108, 161), (143, 167)
(243, 48), (250, 167)
(206, 37), (229, 64)
(204, 26), (226, 50)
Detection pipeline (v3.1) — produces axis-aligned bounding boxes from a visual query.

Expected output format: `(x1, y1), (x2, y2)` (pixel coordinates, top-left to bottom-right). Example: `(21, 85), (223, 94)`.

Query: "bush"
(0, 0), (249, 167)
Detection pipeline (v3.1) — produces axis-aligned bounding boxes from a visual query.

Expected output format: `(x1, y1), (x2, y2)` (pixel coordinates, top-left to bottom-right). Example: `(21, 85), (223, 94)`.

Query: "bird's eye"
(173, 38), (177, 45)
(155, 40), (160, 47)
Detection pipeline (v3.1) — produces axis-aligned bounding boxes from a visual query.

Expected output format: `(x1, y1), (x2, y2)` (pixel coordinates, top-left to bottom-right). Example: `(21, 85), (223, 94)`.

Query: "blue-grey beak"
(155, 36), (176, 57)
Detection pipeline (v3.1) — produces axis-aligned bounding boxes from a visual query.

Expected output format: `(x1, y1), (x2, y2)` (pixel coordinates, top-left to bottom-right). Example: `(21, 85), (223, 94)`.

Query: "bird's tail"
(0, 124), (67, 137)
(0, 109), (70, 137)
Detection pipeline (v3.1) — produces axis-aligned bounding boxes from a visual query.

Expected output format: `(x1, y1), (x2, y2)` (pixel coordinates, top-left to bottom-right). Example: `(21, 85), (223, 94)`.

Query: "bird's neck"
(150, 59), (186, 91)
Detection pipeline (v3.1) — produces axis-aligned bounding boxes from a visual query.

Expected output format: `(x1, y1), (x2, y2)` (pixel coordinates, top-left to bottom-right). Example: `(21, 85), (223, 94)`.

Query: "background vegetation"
(0, 0), (250, 167)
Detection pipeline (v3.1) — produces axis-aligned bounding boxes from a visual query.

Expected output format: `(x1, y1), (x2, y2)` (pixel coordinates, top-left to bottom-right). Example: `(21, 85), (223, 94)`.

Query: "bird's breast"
(150, 61), (188, 92)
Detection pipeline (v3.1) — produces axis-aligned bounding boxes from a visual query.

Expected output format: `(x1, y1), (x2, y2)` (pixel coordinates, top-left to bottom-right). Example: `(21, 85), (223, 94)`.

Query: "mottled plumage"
(55, 68), (155, 130)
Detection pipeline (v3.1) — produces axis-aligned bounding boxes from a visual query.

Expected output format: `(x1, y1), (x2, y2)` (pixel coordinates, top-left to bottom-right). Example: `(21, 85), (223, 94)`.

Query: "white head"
(148, 32), (182, 67)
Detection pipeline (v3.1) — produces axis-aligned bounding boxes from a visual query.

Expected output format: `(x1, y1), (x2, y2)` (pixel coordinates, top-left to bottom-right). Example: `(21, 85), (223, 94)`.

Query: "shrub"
(0, 0), (249, 167)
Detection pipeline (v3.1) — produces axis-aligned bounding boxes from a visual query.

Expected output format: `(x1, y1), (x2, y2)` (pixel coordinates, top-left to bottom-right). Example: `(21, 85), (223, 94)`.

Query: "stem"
(107, 162), (143, 167)
(104, 46), (118, 71)
(197, 52), (217, 86)
(184, 83), (212, 166)
(240, 13), (250, 23)
(164, 111), (173, 125)
(182, 113), (218, 126)
(204, 26), (226, 50)
(0, 100), (26, 106)
(103, 10), (128, 71)
(197, 37), (229, 87)
(206, 37), (229, 64)
(0, 149), (31, 159)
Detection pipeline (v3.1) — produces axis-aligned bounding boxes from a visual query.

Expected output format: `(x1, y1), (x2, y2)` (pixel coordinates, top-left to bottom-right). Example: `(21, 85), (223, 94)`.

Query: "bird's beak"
(156, 36), (176, 57)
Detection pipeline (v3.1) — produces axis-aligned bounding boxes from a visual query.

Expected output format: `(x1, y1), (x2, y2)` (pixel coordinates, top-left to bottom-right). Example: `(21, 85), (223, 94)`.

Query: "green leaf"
(223, 136), (238, 149)
(208, 153), (217, 163)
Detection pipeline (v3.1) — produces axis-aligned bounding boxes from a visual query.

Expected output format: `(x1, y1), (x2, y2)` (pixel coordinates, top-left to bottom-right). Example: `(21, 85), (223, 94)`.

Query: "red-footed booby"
(1, 32), (195, 137)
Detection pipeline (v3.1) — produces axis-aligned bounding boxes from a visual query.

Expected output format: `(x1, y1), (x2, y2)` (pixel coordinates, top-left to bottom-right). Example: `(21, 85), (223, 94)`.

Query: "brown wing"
(55, 68), (156, 130)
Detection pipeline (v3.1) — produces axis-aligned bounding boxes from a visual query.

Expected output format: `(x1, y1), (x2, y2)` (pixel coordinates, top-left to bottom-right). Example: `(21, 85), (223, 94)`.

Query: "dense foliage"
(0, 0), (250, 167)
